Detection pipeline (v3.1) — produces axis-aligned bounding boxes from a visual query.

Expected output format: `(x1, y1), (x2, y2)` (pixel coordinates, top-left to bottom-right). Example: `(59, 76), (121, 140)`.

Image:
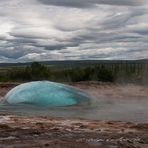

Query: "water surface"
(0, 95), (148, 123)
(0, 81), (148, 123)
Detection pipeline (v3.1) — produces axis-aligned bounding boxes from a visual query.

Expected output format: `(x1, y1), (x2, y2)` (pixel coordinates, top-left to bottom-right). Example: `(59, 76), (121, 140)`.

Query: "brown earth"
(0, 82), (148, 148)
(0, 114), (148, 148)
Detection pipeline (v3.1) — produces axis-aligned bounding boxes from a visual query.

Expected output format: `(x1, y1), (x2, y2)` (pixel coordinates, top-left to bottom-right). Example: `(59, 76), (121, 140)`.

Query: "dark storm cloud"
(39, 0), (145, 7)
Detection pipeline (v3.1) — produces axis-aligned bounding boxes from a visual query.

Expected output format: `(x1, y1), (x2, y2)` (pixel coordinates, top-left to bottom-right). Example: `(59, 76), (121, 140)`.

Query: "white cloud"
(0, 0), (148, 62)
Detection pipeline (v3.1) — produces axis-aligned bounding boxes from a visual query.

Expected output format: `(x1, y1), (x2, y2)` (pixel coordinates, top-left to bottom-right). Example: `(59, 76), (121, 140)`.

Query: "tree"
(29, 62), (50, 80)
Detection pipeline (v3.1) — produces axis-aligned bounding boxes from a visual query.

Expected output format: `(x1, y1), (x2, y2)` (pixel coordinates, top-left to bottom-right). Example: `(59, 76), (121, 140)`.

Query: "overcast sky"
(0, 0), (148, 62)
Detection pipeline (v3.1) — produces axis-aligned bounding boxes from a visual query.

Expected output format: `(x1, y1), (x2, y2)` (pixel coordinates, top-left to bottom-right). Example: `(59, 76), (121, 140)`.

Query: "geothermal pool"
(0, 81), (148, 123)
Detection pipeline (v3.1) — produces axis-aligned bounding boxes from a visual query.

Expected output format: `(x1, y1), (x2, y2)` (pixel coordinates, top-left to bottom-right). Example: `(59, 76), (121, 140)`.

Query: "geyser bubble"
(5, 81), (90, 107)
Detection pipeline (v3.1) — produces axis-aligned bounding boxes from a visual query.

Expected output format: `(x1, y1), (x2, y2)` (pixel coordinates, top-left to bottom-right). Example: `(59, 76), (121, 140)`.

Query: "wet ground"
(0, 114), (148, 148)
(0, 82), (148, 147)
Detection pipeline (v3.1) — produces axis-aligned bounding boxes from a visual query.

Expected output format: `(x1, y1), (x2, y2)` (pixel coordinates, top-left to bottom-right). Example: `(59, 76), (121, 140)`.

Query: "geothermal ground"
(0, 82), (148, 148)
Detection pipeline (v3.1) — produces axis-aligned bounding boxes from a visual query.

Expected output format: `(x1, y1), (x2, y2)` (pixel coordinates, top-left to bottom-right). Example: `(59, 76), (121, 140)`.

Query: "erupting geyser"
(5, 81), (89, 107)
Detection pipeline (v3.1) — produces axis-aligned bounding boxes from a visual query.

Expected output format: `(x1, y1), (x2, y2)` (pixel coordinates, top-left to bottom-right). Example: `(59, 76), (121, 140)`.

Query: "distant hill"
(0, 59), (148, 67)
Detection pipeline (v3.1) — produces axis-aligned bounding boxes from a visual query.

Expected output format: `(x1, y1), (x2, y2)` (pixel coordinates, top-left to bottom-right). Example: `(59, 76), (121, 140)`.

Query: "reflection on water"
(0, 95), (148, 123)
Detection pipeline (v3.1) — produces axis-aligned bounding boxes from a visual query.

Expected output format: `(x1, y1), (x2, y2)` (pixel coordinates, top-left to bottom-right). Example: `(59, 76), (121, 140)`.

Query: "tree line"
(0, 62), (147, 84)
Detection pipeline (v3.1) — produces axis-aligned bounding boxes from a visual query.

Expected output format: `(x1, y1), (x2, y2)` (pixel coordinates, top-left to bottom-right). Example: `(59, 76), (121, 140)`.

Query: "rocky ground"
(0, 82), (148, 148)
(0, 114), (148, 148)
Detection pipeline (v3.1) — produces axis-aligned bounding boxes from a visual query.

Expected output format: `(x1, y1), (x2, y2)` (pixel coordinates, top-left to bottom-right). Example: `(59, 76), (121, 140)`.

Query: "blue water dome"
(5, 81), (89, 107)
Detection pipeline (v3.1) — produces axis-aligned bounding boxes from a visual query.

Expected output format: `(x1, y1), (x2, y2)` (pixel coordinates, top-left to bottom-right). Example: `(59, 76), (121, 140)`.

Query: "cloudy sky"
(0, 0), (148, 62)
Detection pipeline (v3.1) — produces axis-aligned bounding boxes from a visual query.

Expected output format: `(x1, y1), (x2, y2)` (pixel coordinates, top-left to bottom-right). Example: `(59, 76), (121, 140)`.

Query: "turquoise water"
(1, 96), (148, 123)
(5, 81), (90, 107)
(0, 81), (148, 123)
